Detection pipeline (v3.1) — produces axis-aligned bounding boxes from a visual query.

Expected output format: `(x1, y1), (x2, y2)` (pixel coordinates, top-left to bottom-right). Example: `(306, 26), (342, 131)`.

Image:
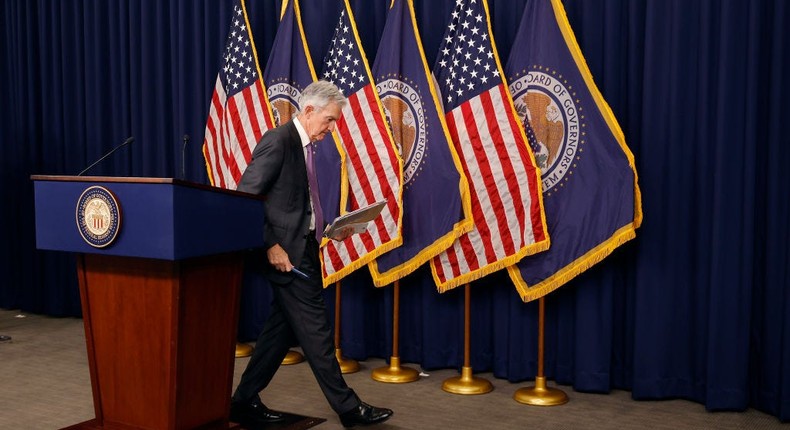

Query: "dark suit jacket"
(237, 120), (312, 284)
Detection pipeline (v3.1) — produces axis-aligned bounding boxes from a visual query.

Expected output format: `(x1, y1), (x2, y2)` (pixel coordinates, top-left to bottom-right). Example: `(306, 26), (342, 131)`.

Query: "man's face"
(302, 102), (342, 142)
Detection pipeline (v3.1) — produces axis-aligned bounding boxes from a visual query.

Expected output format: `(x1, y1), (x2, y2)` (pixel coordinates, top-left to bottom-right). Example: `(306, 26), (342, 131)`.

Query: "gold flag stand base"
(442, 366), (493, 395)
(235, 343), (253, 358)
(442, 285), (493, 395)
(513, 376), (568, 406)
(513, 297), (568, 406)
(336, 348), (360, 374)
(372, 356), (419, 383)
(372, 282), (419, 384)
(282, 349), (304, 365)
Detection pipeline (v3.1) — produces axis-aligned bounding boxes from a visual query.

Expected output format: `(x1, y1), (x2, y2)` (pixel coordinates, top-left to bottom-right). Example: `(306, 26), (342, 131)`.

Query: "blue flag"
(263, 0), (344, 278)
(263, 0), (315, 126)
(368, 0), (473, 286)
(505, 0), (643, 302)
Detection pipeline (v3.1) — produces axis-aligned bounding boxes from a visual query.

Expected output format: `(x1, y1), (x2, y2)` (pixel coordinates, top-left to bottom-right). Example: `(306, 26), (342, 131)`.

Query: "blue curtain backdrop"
(1, 0), (788, 422)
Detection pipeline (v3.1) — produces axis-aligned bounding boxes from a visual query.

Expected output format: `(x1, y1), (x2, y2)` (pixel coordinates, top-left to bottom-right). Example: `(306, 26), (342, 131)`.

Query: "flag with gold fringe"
(264, 0), (351, 286)
(429, 0), (549, 292)
(505, 0), (643, 302)
(368, 0), (473, 287)
(263, 0), (316, 128)
(202, 0), (274, 190)
(318, 0), (404, 284)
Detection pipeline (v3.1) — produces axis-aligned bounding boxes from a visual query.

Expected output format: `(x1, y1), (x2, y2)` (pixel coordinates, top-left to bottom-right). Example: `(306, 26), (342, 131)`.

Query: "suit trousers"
(233, 234), (360, 415)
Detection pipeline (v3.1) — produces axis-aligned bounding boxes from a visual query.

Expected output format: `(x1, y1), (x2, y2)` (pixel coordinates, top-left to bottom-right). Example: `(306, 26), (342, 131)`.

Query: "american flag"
(202, 0), (274, 190)
(430, 0), (549, 291)
(319, 2), (403, 283)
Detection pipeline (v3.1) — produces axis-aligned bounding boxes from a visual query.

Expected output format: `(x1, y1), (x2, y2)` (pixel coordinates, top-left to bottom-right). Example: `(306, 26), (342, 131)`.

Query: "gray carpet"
(0, 309), (785, 430)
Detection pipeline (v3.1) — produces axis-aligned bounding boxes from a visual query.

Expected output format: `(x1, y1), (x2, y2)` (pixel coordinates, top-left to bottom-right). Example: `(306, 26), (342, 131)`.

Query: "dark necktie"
(305, 143), (324, 242)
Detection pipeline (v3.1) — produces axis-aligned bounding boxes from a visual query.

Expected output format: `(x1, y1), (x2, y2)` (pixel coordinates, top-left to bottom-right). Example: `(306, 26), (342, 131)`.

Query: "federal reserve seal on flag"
(76, 186), (121, 248)
(510, 68), (585, 194)
(267, 81), (302, 127)
(376, 77), (426, 186)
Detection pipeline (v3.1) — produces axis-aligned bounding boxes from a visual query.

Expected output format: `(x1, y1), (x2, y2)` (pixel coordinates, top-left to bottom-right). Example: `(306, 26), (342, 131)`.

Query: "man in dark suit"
(230, 80), (393, 428)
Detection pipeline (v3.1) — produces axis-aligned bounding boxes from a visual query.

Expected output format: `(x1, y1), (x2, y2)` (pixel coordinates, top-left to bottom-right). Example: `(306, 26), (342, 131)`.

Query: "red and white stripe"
(203, 77), (273, 190)
(431, 84), (545, 289)
(321, 84), (402, 278)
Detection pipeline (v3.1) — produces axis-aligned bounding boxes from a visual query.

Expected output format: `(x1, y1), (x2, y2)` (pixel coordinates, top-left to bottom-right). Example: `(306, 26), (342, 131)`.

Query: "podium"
(31, 176), (265, 430)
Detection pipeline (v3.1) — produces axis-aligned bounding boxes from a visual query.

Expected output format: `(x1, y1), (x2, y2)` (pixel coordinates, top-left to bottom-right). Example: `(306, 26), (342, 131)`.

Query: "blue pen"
(291, 267), (310, 280)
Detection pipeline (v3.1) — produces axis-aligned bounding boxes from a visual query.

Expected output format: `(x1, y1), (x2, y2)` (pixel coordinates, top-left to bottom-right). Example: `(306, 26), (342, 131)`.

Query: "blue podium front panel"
(33, 177), (265, 261)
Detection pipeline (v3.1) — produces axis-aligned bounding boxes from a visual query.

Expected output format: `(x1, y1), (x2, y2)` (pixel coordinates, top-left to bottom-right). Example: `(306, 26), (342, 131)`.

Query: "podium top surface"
(31, 175), (260, 196)
(32, 176), (265, 260)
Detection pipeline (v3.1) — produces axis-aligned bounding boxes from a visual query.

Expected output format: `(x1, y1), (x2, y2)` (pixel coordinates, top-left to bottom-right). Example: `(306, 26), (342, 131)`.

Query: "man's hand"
(267, 244), (293, 272)
(327, 226), (355, 242)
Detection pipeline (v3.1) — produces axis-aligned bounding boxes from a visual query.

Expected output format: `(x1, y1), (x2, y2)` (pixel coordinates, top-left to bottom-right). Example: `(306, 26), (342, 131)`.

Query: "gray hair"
(298, 80), (347, 113)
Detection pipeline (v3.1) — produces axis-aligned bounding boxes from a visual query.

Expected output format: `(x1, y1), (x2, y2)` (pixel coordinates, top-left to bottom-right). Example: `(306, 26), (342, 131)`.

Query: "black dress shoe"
(229, 398), (285, 425)
(339, 402), (393, 428)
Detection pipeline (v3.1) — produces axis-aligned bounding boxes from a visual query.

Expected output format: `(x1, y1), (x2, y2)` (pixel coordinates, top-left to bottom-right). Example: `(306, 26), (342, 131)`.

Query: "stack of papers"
(323, 200), (387, 238)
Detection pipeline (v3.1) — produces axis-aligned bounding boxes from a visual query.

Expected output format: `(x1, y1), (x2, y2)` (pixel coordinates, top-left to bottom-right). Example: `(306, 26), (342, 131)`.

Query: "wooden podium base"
(70, 252), (244, 430)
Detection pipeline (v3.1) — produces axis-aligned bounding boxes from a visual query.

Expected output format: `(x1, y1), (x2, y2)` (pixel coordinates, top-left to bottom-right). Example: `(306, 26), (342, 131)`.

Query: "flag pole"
(513, 296), (568, 405)
(334, 281), (360, 373)
(442, 283), (493, 395)
(372, 280), (419, 383)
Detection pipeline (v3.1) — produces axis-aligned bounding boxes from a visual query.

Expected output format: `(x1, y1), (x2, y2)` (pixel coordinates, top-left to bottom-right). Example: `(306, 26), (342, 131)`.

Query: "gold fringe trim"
(433, 235), (551, 293)
(368, 214), (474, 287)
(280, 0), (288, 19)
(508, 223), (637, 302)
(321, 236), (403, 287)
(550, 0), (642, 229)
(202, 143), (216, 187)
